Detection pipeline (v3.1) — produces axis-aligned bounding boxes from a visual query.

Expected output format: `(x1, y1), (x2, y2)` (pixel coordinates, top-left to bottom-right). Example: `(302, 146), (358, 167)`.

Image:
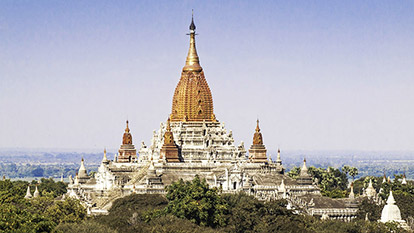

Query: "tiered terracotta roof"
(249, 120), (268, 163)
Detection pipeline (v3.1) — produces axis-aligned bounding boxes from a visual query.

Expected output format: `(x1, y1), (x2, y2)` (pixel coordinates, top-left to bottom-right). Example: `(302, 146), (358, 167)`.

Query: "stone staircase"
(129, 162), (150, 184)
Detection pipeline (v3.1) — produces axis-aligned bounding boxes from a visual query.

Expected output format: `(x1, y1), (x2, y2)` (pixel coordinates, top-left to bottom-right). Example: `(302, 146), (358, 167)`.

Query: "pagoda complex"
(67, 15), (359, 221)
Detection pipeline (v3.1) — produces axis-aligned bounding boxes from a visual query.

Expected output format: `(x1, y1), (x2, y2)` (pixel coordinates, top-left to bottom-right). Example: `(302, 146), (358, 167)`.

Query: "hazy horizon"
(1, 1), (413, 152)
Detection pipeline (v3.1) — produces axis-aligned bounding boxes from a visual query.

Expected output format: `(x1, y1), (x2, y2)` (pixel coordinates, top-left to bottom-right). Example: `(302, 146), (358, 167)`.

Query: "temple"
(67, 15), (360, 220)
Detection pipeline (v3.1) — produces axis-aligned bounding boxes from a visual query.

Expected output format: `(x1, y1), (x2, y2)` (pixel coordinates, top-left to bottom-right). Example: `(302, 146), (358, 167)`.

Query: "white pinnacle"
(24, 185), (32, 199)
(33, 185), (40, 198)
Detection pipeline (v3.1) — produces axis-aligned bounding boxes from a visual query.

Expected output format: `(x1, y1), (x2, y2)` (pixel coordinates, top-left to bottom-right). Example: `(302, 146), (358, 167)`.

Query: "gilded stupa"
(170, 14), (215, 122)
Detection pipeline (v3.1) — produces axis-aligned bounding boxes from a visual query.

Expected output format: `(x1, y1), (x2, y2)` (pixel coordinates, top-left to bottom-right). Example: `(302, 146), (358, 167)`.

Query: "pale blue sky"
(0, 1), (413, 151)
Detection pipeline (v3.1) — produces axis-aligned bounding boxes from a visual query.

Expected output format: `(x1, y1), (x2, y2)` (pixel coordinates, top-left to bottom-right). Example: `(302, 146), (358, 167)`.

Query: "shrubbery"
(0, 179), (85, 233)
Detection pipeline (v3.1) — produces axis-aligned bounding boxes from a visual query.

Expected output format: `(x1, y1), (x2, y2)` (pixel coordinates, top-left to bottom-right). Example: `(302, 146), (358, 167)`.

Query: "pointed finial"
(125, 120), (130, 133)
(387, 190), (396, 205)
(103, 148), (108, 162)
(166, 117), (171, 131)
(276, 148), (282, 163)
(256, 119), (260, 132)
(183, 11), (202, 72)
(190, 9), (196, 31)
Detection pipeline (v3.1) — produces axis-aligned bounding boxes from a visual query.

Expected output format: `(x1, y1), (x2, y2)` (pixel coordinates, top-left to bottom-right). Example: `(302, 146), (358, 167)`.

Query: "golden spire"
(256, 119), (260, 132)
(170, 13), (215, 122)
(164, 118), (174, 145)
(253, 119), (263, 145)
(166, 117), (171, 131)
(125, 120), (130, 133)
(183, 10), (202, 72)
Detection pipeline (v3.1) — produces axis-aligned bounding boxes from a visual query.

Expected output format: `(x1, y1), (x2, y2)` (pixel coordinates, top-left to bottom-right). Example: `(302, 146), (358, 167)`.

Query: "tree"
(222, 192), (262, 233)
(164, 175), (228, 228)
(287, 167), (301, 179)
(342, 165), (350, 176)
(53, 221), (118, 233)
(357, 199), (383, 221)
(349, 167), (359, 182)
(38, 178), (67, 198)
(45, 198), (86, 225)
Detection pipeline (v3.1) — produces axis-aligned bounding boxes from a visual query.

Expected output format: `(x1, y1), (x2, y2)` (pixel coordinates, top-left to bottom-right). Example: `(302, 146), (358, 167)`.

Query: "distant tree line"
(0, 163), (98, 179)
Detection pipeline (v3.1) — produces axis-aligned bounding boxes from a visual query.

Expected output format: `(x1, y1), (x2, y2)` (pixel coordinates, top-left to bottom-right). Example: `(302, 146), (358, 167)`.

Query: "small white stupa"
(74, 174), (79, 185)
(33, 184), (40, 198)
(275, 148), (282, 165)
(401, 173), (407, 185)
(102, 148), (108, 163)
(24, 185), (32, 199)
(278, 179), (286, 193)
(380, 191), (409, 229)
(278, 179), (287, 198)
(78, 158), (88, 178)
(364, 179), (376, 198)
(349, 182), (355, 199)
(300, 159), (308, 176)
